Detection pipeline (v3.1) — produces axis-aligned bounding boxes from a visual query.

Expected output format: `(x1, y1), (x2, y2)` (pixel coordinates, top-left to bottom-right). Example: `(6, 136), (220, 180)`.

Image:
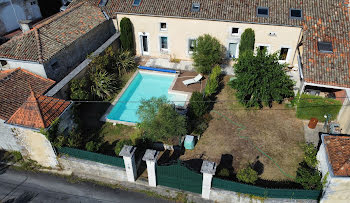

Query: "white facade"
(317, 136), (350, 203)
(0, 0), (42, 35)
(0, 119), (22, 151)
(1, 59), (47, 78)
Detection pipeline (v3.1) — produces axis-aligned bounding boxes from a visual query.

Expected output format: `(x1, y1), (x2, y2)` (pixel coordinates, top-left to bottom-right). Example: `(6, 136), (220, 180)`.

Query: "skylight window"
(99, 0), (108, 7)
(132, 0), (141, 6)
(290, 8), (302, 19)
(257, 7), (269, 17)
(318, 41), (333, 53)
(191, 3), (200, 12)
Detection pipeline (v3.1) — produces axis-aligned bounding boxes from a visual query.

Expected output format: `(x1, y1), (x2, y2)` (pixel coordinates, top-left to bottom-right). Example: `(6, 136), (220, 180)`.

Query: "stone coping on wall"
(45, 32), (120, 97)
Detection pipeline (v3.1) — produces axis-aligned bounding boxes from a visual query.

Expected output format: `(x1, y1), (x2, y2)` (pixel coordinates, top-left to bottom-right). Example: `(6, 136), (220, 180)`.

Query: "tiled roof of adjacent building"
(0, 68), (55, 121)
(324, 135), (350, 177)
(6, 90), (71, 129)
(101, 0), (350, 88)
(0, 2), (107, 63)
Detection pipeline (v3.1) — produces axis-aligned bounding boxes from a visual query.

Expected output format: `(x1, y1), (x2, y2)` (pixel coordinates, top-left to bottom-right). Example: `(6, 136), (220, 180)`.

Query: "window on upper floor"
(231, 27), (239, 35)
(279, 48), (290, 61)
(160, 22), (167, 31)
(257, 7), (269, 17)
(318, 41), (333, 53)
(290, 8), (302, 19)
(188, 39), (196, 53)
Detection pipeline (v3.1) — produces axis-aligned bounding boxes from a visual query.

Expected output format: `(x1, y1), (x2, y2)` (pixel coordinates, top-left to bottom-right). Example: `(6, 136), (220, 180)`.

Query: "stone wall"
(43, 20), (116, 82)
(0, 0), (41, 35)
(58, 156), (127, 182)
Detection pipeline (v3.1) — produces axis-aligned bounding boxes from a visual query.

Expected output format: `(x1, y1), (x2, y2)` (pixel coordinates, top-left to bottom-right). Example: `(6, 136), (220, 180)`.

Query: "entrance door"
(228, 43), (238, 58)
(140, 35), (149, 55)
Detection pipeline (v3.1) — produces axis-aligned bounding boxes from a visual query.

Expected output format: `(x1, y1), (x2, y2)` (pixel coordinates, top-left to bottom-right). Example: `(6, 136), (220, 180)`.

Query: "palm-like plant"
(90, 68), (117, 100)
(115, 51), (136, 76)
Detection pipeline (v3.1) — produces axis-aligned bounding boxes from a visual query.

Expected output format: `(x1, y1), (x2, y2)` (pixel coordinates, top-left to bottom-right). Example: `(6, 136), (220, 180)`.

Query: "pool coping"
(101, 69), (192, 126)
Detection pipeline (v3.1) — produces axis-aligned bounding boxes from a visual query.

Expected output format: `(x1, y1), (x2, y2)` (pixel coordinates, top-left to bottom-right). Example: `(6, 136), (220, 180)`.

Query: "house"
(68, 0), (348, 97)
(0, 0), (42, 35)
(317, 134), (350, 202)
(0, 68), (72, 167)
(0, 1), (116, 82)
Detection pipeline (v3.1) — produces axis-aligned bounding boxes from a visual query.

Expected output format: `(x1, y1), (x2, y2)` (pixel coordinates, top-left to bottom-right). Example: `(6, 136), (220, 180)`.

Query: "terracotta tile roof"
(0, 2), (107, 63)
(6, 90), (71, 129)
(324, 135), (350, 177)
(100, 0), (350, 88)
(0, 68), (55, 120)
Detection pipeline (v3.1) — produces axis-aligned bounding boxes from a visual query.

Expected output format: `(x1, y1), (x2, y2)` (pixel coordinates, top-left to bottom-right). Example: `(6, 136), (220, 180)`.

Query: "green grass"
(296, 94), (342, 121)
(100, 123), (137, 144)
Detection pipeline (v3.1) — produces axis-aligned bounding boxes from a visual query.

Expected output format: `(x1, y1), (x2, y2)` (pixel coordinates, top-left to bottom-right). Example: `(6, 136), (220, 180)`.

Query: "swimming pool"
(107, 71), (188, 123)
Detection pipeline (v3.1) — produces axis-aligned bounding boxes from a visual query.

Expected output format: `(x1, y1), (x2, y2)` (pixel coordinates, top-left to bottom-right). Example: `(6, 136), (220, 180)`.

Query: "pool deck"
(102, 69), (201, 125)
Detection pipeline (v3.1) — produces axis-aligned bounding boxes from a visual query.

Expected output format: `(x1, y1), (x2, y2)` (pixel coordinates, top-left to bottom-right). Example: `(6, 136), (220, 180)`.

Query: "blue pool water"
(107, 71), (187, 123)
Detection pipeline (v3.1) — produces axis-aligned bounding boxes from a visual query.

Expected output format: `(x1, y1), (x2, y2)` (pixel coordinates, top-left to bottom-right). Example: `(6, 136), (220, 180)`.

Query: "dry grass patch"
(182, 76), (305, 181)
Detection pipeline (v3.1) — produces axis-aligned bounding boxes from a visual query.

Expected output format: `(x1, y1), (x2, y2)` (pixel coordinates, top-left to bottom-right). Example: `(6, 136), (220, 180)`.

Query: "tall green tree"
(137, 97), (187, 142)
(239, 28), (255, 56)
(230, 49), (294, 108)
(120, 18), (135, 54)
(192, 34), (223, 74)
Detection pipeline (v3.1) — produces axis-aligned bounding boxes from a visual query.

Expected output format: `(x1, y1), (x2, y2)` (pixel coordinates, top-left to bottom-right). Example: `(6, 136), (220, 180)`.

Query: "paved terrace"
(172, 71), (207, 93)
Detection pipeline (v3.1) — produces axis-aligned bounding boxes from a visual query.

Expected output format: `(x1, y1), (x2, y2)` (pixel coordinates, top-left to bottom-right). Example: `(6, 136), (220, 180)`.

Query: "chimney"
(19, 20), (32, 33)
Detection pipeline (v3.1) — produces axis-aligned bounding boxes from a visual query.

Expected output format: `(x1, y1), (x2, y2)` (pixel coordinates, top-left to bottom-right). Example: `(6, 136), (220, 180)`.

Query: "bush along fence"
(57, 147), (124, 168)
(57, 146), (322, 201)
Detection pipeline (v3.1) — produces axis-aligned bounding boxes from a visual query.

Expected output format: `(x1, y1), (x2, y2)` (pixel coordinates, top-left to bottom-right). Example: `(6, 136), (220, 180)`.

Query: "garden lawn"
(296, 94), (342, 122)
(101, 123), (137, 144)
(181, 76), (305, 181)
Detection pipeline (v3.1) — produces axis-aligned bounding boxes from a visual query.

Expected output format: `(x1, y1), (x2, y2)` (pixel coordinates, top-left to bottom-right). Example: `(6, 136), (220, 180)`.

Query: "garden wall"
(58, 155), (127, 183)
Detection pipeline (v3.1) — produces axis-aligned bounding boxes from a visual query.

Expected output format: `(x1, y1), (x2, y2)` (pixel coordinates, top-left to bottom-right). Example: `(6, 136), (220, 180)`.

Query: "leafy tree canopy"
(192, 34), (223, 74)
(239, 28), (255, 55)
(230, 49), (294, 108)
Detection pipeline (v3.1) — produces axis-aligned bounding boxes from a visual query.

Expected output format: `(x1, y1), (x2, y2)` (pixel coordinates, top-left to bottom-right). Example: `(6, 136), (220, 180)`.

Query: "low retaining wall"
(58, 156), (127, 183)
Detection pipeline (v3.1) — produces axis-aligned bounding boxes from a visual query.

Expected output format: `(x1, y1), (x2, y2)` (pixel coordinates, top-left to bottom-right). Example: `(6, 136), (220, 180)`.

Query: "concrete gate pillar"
(142, 149), (159, 187)
(119, 145), (137, 182)
(200, 160), (217, 199)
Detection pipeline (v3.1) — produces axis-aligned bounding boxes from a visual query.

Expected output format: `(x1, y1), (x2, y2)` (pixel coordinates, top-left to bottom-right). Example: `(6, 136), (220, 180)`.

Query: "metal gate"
(156, 163), (202, 194)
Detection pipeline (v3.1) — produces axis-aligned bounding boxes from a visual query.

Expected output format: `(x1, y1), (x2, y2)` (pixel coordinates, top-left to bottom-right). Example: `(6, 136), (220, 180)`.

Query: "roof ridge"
(32, 1), (87, 30)
(34, 29), (43, 63)
(20, 68), (55, 84)
(6, 89), (46, 128)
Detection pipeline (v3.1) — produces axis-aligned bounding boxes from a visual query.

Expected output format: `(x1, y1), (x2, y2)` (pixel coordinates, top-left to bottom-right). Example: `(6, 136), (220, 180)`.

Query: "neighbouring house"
(0, 0), (42, 35)
(0, 68), (72, 167)
(0, 1), (115, 82)
(317, 134), (350, 202)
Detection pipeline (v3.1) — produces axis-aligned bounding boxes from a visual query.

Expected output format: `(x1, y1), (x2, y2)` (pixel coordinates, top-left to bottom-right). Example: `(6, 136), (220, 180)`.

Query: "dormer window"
(191, 3), (200, 12)
(318, 41), (333, 53)
(132, 0), (141, 6)
(290, 8), (302, 19)
(257, 7), (269, 17)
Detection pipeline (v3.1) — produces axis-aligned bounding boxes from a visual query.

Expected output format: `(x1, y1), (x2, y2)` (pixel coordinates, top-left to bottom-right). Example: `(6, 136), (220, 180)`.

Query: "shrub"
(67, 128), (84, 148)
(230, 48), (294, 108)
(12, 151), (22, 162)
(192, 34), (223, 74)
(85, 141), (101, 152)
(69, 77), (91, 100)
(303, 143), (318, 168)
(130, 129), (143, 145)
(114, 139), (132, 156)
(237, 165), (258, 184)
(295, 162), (323, 190)
(120, 17), (135, 54)
(205, 65), (221, 96)
(41, 118), (61, 143)
(114, 50), (136, 76)
(239, 28), (255, 56)
(188, 91), (208, 119)
(90, 68), (117, 100)
(218, 168), (230, 177)
(54, 135), (67, 148)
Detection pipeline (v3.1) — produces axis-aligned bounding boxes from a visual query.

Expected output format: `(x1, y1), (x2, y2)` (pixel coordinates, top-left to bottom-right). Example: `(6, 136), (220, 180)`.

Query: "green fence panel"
(156, 164), (202, 194)
(58, 147), (124, 168)
(212, 177), (321, 200)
